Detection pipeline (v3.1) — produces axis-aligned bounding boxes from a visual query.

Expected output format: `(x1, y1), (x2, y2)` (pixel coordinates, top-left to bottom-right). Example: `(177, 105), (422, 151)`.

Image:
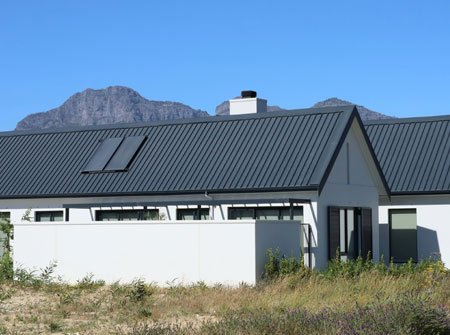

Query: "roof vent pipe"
(229, 90), (267, 115)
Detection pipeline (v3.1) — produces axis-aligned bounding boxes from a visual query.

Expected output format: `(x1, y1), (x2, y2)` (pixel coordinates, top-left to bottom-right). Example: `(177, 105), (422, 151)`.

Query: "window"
(228, 207), (303, 221)
(96, 209), (159, 221)
(0, 212), (9, 256)
(35, 211), (64, 222)
(177, 208), (209, 220)
(83, 136), (146, 173)
(0, 212), (10, 222)
(339, 208), (356, 260)
(389, 209), (417, 263)
(229, 208), (254, 220)
(328, 207), (372, 261)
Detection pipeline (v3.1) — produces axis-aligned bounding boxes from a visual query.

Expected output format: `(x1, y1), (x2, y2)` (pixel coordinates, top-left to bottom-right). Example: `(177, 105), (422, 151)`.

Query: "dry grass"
(0, 270), (448, 335)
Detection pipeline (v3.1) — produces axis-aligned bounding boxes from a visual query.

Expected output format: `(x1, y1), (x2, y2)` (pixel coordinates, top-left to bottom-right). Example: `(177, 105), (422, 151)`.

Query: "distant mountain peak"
(312, 97), (395, 120)
(15, 88), (395, 131)
(15, 86), (209, 131)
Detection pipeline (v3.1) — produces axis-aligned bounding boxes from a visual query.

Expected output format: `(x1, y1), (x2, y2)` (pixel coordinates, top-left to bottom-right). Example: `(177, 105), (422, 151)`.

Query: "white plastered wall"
(379, 195), (450, 266)
(316, 119), (384, 269)
(12, 220), (301, 285)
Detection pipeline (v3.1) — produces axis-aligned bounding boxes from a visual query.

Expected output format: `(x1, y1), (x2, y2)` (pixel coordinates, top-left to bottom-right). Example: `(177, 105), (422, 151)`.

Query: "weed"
(138, 307), (152, 318)
(127, 279), (153, 302)
(59, 309), (70, 319)
(265, 248), (303, 279)
(191, 280), (207, 290)
(48, 321), (62, 332)
(110, 280), (128, 297)
(76, 273), (105, 290)
(57, 290), (76, 304)
(0, 287), (11, 301)
(40, 261), (57, 284)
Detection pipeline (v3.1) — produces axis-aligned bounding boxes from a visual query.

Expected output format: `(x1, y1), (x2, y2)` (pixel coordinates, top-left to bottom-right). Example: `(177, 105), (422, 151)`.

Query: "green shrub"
(265, 248), (303, 279)
(76, 273), (105, 290)
(0, 215), (14, 281)
(127, 279), (153, 302)
(48, 321), (62, 332)
(0, 251), (13, 281)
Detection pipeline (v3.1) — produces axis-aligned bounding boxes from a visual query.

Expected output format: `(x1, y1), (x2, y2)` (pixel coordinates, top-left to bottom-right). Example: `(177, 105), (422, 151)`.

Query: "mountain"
(215, 100), (285, 116)
(215, 97), (394, 120)
(15, 87), (395, 131)
(312, 97), (395, 120)
(15, 86), (209, 131)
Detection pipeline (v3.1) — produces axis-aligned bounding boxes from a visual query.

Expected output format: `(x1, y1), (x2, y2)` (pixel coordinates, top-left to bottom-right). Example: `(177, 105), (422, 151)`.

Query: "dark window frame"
(328, 206), (372, 261)
(82, 136), (147, 174)
(35, 211), (64, 222)
(95, 209), (159, 221)
(228, 206), (304, 221)
(176, 207), (210, 221)
(388, 208), (418, 263)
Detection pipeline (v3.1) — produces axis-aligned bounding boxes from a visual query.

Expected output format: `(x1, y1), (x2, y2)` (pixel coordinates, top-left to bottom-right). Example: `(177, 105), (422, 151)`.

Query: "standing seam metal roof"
(364, 115), (450, 194)
(0, 106), (364, 199)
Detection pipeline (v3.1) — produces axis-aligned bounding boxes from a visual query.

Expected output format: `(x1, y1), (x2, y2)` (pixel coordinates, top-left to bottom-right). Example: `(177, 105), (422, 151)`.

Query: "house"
(365, 115), (450, 266)
(0, 92), (389, 284)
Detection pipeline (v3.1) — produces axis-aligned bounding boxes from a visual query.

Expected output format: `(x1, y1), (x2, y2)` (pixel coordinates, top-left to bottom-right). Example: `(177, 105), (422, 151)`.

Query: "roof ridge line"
(364, 114), (450, 125)
(0, 105), (354, 138)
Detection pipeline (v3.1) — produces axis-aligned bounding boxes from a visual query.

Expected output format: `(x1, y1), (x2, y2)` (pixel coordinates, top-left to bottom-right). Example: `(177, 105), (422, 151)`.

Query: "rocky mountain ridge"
(15, 86), (209, 131)
(312, 98), (395, 121)
(15, 86), (394, 131)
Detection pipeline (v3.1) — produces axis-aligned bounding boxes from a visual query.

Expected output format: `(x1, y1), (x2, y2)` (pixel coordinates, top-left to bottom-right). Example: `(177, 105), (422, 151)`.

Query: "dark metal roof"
(0, 106), (363, 199)
(364, 115), (450, 194)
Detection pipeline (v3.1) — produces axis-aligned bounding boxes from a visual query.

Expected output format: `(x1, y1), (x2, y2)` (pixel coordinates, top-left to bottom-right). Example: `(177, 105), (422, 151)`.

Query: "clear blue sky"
(1, 0), (449, 131)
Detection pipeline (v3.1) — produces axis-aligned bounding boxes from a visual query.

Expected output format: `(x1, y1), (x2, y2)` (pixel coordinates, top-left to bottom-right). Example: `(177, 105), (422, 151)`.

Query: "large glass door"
(328, 207), (372, 261)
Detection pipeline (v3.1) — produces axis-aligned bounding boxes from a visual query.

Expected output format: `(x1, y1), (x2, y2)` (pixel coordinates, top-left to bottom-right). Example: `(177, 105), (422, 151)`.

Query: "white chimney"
(229, 91), (267, 115)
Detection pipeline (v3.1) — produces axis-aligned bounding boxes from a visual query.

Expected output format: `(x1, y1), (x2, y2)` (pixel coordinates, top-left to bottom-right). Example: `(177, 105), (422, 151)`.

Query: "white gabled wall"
(316, 119), (382, 269)
(379, 195), (450, 266)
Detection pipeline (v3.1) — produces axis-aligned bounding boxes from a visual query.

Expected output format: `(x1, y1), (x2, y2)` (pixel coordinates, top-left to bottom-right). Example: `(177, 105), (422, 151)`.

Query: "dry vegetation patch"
(0, 269), (448, 335)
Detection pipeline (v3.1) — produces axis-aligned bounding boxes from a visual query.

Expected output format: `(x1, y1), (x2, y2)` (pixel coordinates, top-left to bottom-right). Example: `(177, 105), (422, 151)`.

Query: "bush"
(127, 279), (153, 302)
(76, 273), (105, 290)
(265, 247), (448, 280)
(0, 251), (13, 281)
(0, 215), (14, 281)
(264, 248), (303, 279)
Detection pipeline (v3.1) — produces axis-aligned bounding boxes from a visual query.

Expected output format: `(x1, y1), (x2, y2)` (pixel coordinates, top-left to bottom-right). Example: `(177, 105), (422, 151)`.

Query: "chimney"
(229, 91), (267, 115)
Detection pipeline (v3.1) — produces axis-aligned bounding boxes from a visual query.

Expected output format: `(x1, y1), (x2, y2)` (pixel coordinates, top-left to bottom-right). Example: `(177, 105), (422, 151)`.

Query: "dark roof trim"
(391, 190), (450, 196)
(0, 186), (319, 200)
(0, 105), (356, 138)
(312, 107), (390, 196)
(354, 111), (392, 197)
(364, 114), (450, 125)
(63, 198), (312, 208)
(311, 107), (355, 194)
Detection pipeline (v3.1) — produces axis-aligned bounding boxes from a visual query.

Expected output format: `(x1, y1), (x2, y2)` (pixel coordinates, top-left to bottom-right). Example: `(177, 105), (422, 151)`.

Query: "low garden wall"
(12, 220), (301, 285)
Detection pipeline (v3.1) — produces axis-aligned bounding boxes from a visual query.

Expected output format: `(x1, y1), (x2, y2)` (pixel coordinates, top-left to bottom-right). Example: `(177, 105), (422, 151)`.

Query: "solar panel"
(104, 136), (146, 172)
(82, 137), (123, 173)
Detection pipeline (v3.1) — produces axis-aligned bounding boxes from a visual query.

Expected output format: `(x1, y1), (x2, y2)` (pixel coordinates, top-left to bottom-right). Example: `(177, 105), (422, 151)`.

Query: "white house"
(365, 115), (450, 266)
(0, 91), (397, 285)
